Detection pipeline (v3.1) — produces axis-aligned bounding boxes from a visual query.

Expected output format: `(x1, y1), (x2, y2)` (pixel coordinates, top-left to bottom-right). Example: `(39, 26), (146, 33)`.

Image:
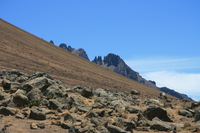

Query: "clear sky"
(1, 0), (200, 101)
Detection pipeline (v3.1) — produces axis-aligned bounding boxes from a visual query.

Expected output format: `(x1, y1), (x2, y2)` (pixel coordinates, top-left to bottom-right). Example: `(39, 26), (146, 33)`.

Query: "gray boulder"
(85, 111), (98, 118)
(106, 124), (128, 133)
(131, 89), (140, 95)
(27, 88), (43, 106)
(150, 117), (175, 131)
(2, 79), (11, 91)
(178, 109), (193, 118)
(193, 107), (200, 122)
(110, 100), (126, 107)
(29, 106), (46, 120)
(81, 87), (93, 98)
(93, 88), (108, 97)
(13, 93), (28, 107)
(126, 106), (142, 113)
(26, 77), (51, 91)
(70, 95), (84, 106)
(10, 82), (22, 93)
(61, 113), (76, 129)
(77, 106), (92, 113)
(49, 99), (62, 110)
(0, 107), (18, 116)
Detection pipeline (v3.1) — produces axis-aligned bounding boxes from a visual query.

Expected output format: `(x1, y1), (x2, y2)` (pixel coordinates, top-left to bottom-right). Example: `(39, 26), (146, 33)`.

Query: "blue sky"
(1, 0), (200, 101)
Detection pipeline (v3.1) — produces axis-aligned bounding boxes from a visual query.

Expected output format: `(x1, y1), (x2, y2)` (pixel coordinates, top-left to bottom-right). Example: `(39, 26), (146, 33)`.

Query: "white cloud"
(142, 71), (200, 101)
(124, 57), (200, 101)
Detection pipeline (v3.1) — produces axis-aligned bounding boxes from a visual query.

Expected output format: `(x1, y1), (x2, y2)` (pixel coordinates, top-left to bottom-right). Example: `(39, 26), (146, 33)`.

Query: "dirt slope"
(0, 18), (176, 99)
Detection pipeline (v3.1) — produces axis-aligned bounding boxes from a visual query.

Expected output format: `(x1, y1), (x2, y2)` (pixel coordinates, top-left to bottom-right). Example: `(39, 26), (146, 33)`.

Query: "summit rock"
(59, 43), (90, 60)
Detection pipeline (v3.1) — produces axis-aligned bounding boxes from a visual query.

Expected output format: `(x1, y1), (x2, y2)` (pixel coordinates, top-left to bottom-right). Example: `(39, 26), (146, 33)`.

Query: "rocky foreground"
(0, 70), (200, 133)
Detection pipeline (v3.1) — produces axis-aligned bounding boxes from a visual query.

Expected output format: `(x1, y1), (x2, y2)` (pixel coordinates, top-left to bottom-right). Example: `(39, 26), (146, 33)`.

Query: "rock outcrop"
(93, 54), (157, 89)
(59, 43), (90, 60)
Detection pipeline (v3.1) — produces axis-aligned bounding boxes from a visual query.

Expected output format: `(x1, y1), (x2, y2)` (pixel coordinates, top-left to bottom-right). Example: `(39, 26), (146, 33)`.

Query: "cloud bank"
(143, 71), (200, 101)
(125, 57), (200, 101)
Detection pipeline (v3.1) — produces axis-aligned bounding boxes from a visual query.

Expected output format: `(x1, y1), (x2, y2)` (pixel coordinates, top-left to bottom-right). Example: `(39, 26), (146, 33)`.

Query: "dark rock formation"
(93, 53), (193, 101)
(92, 53), (157, 89)
(143, 107), (173, 122)
(59, 43), (90, 60)
(158, 87), (193, 101)
(49, 40), (54, 45)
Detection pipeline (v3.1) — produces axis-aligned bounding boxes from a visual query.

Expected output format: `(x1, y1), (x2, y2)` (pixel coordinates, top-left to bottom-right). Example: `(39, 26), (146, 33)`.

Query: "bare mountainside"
(0, 18), (175, 99)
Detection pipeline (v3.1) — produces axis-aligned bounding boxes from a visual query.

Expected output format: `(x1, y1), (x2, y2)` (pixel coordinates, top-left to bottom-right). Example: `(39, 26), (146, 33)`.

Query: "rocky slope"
(0, 69), (200, 133)
(93, 54), (193, 101)
(59, 43), (90, 60)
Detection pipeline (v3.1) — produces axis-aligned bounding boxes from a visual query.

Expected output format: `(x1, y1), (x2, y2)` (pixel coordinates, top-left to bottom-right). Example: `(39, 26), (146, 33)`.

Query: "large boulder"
(70, 95), (84, 106)
(81, 87), (93, 98)
(13, 93), (28, 107)
(143, 107), (173, 122)
(2, 79), (11, 91)
(29, 106), (46, 120)
(27, 88), (43, 106)
(26, 77), (52, 91)
(93, 88), (108, 97)
(49, 99), (62, 110)
(193, 107), (200, 122)
(0, 107), (18, 116)
(61, 113), (76, 129)
(178, 109), (193, 118)
(150, 117), (175, 131)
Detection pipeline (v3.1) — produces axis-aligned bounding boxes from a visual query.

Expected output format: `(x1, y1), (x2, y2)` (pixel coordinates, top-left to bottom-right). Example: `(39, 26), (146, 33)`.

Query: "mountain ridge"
(58, 43), (193, 101)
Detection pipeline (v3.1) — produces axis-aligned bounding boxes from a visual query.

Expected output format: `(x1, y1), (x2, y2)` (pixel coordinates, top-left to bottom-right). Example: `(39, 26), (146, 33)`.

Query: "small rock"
(126, 106), (142, 113)
(131, 89), (140, 95)
(15, 112), (25, 119)
(37, 122), (45, 129)
(30, 123), (38, 129)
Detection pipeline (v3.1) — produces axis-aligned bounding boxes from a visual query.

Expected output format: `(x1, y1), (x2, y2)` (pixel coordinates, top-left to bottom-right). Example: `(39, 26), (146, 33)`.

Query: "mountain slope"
(0, 18), (173, 99)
